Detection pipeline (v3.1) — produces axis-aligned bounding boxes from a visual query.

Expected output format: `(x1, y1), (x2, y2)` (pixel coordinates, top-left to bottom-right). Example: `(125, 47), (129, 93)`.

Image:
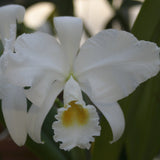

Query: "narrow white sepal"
(54, 17), (83, 68)
(95, 102), (125, 143)
(27, 81), (64, 143)
(1, 83), (27, 146)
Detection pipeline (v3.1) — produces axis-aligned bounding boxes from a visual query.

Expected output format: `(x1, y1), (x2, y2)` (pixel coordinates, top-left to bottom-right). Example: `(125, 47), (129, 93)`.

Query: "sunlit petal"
(0, 5), (25, 45)
(27, 81), (64, 143)
(54, 17), (83, 68)
(75, 29), (160, 104)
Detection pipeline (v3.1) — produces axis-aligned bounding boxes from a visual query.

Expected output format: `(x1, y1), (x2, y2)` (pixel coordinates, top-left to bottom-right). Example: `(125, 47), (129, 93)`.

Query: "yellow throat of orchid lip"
(62, 101), (89, 127)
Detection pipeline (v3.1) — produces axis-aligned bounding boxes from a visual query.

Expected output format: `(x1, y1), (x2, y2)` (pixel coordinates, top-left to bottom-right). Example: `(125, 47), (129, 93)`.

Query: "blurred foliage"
(124, 0), (160, 160)
(92, 114), (125, 160)
(0, 41), (3, 56)
(0, 0), (74, 16)
(0, 0), (142, 35)
(0, 0), (160, 160)
(105, 0), (142, 31)
(132, 0), (160, 43)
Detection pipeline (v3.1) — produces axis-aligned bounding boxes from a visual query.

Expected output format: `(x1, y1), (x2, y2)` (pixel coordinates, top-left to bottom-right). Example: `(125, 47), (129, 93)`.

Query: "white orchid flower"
(0, 5), (27, 146)
(2, 17), (160, 150)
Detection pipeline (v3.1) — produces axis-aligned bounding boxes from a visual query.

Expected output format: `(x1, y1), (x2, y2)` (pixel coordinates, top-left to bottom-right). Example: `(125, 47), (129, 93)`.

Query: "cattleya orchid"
(2, 16), (160, 150)
(0, 5), (27, 146)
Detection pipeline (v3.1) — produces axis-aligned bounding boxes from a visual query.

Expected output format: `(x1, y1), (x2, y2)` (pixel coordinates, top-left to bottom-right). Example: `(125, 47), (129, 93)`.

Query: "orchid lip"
(62, 100), (89, 127)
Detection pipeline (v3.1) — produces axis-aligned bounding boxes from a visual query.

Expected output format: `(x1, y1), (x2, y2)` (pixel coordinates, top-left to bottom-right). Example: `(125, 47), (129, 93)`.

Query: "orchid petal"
(53, 104), (100, 151)
(27, 81), (64, 143)
(0, 80), (27, 146)
(75, 29), (160, 104)
(24, 74), (56, 107)
(63, 76), (83, 105)
(0, 5), (25, 45)
(3, 24), (16, 52)
(54, 17), (83, 68)
(2, 32), (67, 87)
(95, 102), (125, 143)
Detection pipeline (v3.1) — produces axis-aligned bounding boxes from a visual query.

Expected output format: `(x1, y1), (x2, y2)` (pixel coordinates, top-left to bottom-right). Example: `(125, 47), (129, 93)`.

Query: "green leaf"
(92, 114), (124, 160)
(26, 134), (67, 160)
(26, 105), (69, 160)
(70, 148), (88, 160)
(0, 101), (5, 127)
(0, 41), (3, 56)
(120, 0), (160, 159)
(106, 0), (113, 5)
(121, 74), (160, 160)
(26, 101), (88, 160)
(132, 0), (160, 43)
(83, 92), (124, 160)
(122, 0), (142, 8)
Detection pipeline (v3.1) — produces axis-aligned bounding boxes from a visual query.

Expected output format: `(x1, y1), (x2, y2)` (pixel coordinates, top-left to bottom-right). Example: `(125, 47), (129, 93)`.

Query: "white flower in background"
(2, 17), (160, 150)
(0, 5), (27, 146)
(0, 5), (25, 46)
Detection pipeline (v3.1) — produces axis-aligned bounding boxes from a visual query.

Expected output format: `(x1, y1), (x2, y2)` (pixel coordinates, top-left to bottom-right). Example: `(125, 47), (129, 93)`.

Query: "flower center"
(65, 72), (77, 82)
(62, 101), (89, 127)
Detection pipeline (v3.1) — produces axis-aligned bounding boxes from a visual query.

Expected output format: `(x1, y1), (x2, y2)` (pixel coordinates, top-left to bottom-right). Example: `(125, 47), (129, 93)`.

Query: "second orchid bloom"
(1, 6), (160, 151)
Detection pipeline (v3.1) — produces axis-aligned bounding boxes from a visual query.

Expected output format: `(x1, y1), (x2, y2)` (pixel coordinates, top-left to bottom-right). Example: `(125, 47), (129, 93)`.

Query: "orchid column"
(2, 17), (160, 150)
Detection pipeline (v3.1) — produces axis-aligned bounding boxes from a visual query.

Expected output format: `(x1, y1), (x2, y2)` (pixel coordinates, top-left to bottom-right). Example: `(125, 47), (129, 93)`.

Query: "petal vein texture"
(75, 29), (160, 104)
